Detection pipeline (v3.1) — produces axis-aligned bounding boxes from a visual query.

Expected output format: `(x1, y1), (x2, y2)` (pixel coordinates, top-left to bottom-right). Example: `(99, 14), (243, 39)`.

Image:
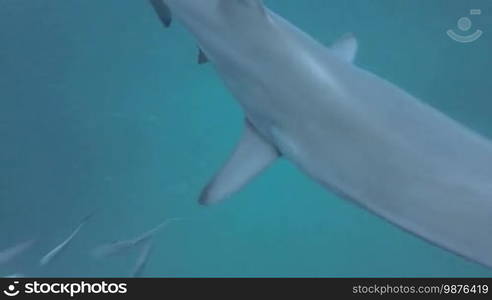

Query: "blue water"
(1, 0), (492, 277)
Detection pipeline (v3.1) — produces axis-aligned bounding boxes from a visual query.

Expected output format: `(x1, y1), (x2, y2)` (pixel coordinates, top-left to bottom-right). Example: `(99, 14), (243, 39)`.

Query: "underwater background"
(1, 0), (492, 277)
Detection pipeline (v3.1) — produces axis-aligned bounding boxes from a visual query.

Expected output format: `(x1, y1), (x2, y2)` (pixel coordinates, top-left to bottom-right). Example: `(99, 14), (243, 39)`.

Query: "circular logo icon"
(3, 282), (20, 297)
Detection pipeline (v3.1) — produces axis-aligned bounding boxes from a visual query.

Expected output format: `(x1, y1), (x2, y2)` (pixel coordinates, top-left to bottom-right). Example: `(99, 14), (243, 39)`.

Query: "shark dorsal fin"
(199, 119), (280, 205)
(330, 33), (358, 63)
(198, 47), (209, 64)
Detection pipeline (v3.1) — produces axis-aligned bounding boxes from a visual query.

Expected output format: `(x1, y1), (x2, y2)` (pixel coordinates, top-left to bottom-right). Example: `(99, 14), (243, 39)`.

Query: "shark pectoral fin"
(330, 33), (358, 63)
(198, 47), (209, 64)
(149, 0), (172, 28)
(199, 120), (279, 205)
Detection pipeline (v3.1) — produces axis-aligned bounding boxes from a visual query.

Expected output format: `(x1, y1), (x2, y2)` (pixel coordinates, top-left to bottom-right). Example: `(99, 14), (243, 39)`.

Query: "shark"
(92, 218), (181, 258)
(39, 213), (94, 266)
(147, 0), (492, 268)
(0, 239), (37, 265)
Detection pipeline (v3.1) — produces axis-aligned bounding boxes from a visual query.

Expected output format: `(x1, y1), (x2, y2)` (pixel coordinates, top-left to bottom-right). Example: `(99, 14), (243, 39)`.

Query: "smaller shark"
(39, 213), (94, 266)
(0, 239), (36, 265)
(92, 217), (181, 258)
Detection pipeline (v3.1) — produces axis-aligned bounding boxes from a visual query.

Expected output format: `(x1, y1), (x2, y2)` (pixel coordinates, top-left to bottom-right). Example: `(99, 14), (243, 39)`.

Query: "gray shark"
(92, 218), (181, 258)
(0, 239), (36, 265)
(148, 0), (492, 268)
(40, 213), (94, 266)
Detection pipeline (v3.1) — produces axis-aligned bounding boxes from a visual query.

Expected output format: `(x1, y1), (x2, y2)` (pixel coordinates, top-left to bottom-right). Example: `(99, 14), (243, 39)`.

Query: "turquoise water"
(1, 0), (492, 277)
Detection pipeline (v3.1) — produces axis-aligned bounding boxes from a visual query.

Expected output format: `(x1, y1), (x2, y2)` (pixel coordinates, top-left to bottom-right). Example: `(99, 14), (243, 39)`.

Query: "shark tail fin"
(131, 239), (154, 277)
(149, 0), (172, 28)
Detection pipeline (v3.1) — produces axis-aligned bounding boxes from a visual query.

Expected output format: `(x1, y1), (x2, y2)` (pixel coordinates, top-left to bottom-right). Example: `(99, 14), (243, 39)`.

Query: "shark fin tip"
(198, 185), (216, 206)
(149, 0), (172, 29)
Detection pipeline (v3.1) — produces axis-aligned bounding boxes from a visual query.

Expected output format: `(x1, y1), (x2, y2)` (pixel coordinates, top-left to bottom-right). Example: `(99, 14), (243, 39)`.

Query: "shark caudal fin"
(148, 0), (172, 28)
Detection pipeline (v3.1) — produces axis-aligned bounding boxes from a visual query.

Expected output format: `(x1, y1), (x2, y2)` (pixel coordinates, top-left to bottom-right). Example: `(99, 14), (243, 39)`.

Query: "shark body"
(40, 213), (94, 266)
(149, 0), (492, 268)
(0, 239), (36, 265)
(92, 218), (181, 258)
